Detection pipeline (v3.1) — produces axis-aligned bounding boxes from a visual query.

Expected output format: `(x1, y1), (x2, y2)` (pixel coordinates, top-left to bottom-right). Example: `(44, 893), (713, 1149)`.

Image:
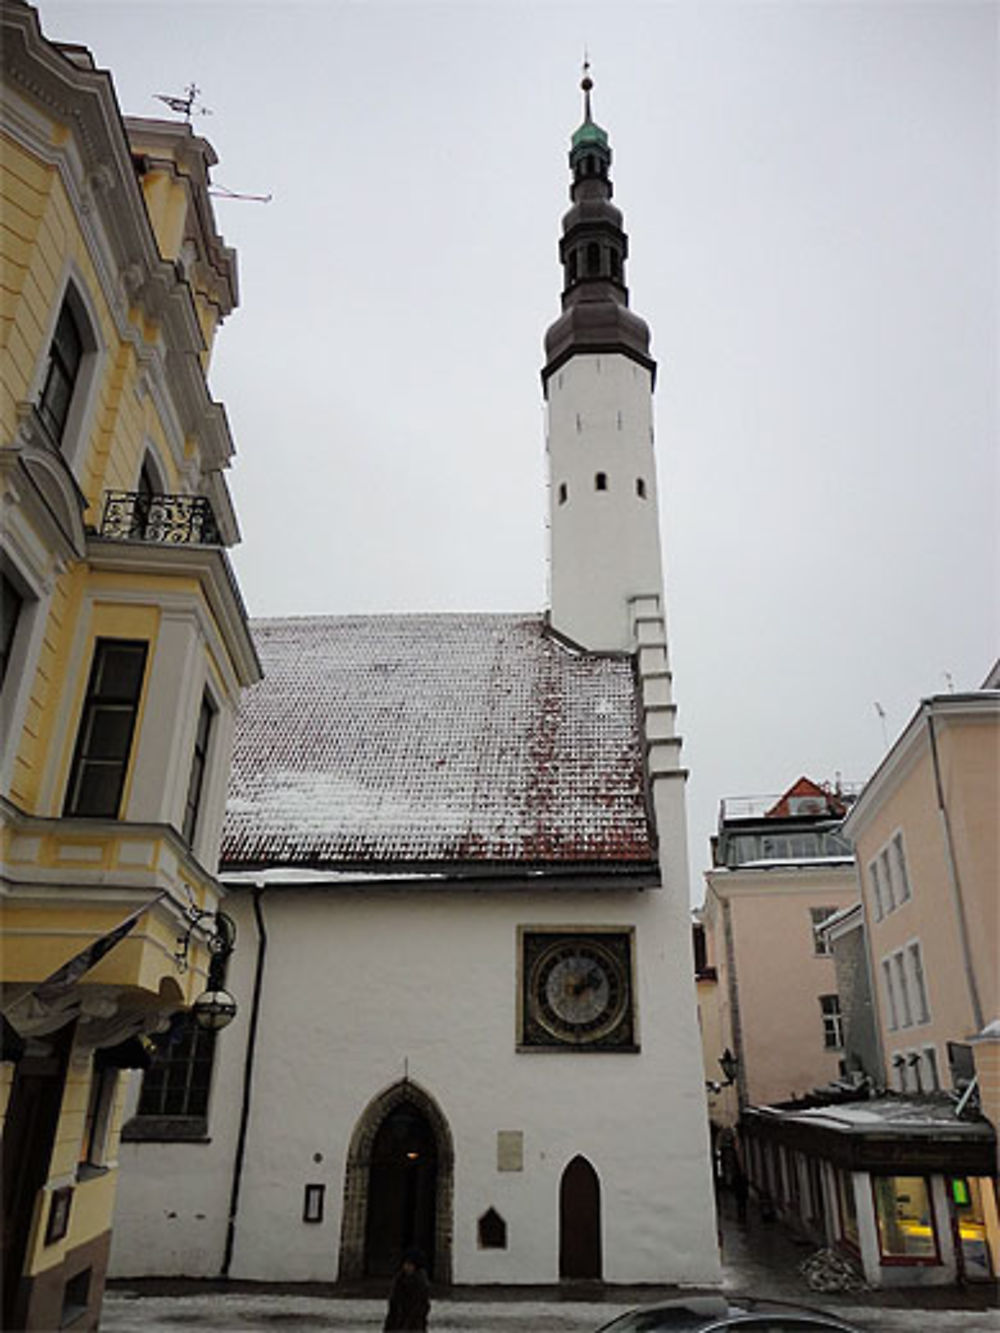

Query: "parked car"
(595, 1295), (866, 1332)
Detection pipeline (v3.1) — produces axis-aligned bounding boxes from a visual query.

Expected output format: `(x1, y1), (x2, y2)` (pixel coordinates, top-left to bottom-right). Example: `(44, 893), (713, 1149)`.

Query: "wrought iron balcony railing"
(99, 491), (222, 546)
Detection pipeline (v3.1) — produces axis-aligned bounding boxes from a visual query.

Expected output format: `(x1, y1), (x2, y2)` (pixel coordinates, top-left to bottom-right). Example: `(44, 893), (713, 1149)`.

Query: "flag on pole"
(3, 893), (167, 1015)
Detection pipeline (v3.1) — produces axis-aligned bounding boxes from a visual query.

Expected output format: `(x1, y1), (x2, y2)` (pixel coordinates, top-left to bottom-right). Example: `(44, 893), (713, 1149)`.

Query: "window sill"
(121, 1115), (210, 1143)
(75, 1163), (110, 1183)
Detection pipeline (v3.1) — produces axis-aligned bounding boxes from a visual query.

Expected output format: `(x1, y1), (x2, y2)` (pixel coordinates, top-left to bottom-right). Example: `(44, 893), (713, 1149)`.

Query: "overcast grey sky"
(39, 0), (998, 898)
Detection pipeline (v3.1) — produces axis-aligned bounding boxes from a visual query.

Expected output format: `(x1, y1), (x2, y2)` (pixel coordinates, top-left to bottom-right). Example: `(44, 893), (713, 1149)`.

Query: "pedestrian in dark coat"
(383, 1248), (431, 1331)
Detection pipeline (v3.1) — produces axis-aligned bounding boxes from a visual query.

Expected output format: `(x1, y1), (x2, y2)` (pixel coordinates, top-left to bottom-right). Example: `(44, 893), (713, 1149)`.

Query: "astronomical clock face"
(520, 931), (636, 1051)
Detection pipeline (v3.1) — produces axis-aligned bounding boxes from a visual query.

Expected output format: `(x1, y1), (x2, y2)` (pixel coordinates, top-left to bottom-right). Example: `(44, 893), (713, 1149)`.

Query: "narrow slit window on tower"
(586, 242), (600, 275)
(575, 413), (582, 433)
(567, 252), (577, 283)
(595, 472), (608, 492)
(610, 249), (621, 280)
(558, 482), (568, 505)
(636, 478), (646, 499)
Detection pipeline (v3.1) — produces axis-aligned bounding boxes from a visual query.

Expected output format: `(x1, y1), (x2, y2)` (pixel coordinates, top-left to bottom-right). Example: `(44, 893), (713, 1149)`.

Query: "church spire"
(542, 71), (665, 653)
(542, 65), (654, 390)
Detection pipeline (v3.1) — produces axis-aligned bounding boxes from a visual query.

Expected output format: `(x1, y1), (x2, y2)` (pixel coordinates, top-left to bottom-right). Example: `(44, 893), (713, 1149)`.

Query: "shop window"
(873, 1175), (938, 1262)
(952, 1178), (994, 1280)
(182, 691), (215, 846)
(836, 1170), (860, 1252)
(63, 640), (148, 818)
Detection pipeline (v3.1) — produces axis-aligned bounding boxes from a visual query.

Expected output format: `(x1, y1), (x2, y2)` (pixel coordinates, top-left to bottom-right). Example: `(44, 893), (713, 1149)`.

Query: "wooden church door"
(364, 1102), (437, 1277)
(559, 1154), (602, 1280)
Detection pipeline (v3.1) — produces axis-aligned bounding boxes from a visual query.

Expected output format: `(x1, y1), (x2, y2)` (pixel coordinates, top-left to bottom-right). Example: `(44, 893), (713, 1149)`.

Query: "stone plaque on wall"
(497, 1130), (523, 1172)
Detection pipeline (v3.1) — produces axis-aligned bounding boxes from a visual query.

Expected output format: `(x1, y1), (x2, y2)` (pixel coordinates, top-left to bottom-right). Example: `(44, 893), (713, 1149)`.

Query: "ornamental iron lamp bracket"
(706, 1047), (739, 1094)
(174, 906), (237, 1031)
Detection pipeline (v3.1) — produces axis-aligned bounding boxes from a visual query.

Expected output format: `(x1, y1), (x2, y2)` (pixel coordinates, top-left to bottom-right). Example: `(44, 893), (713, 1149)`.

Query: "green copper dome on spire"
(572, 119), (608, 149)
(571, 59), (609, 147)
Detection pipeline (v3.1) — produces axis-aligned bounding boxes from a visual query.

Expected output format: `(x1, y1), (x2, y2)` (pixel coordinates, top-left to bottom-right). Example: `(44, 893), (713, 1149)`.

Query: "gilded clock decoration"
(519, 930), (636, 1051)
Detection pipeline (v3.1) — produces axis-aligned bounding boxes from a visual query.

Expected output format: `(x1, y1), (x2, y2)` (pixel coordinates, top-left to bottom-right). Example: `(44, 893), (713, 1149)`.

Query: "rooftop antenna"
(581, 50), (593, 121)
(874, 701), (889, 749)
(155, 82), (212, 122)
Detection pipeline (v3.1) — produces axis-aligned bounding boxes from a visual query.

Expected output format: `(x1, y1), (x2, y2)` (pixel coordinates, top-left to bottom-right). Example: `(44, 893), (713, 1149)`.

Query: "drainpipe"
(927, 710), (983, 1034)
(221, 883), (268, 1278)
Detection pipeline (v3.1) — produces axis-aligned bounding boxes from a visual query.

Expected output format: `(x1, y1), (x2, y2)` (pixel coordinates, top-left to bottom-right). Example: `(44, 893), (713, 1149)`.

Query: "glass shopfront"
(873, 1175), (938, 1262)
(952, 1177), (995, 1280)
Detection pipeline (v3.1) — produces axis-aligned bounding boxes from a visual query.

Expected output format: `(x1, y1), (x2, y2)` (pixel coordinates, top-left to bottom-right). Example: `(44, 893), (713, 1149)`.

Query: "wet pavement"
(102, 1194), (999, 1332)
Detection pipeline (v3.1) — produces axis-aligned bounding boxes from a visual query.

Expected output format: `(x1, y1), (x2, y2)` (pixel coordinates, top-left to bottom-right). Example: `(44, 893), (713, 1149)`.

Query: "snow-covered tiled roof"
(220, 614), (657, 874)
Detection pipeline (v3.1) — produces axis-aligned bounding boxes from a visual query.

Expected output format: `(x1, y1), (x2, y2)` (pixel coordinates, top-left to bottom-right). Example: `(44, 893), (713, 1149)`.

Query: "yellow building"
(1, 5), (260, 1327)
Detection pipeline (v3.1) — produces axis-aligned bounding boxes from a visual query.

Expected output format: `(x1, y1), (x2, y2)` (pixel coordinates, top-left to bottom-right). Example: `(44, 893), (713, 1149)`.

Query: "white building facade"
(111, 82), (720, 1289)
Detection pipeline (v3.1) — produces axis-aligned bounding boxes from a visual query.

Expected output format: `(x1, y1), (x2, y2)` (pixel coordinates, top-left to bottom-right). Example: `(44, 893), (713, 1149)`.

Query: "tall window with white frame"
(64, 640), (148, 818)
(0, 573), (24, 686)
(907, 941), (930, 1024)
(819, 994), (844, 1050)
(893, 949), (913, 1028)
(882, 957), (899, 1030)
(182, 691), (215, 847)
(38, 298), (83, 444)
(892, 832), (911, 902)
(869, 858), (884, 920)
(810, 906), (836, 955)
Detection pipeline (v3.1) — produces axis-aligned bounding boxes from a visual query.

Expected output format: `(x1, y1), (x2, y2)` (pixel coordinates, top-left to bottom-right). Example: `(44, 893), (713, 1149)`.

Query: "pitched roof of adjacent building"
(220, 614), (657, 877)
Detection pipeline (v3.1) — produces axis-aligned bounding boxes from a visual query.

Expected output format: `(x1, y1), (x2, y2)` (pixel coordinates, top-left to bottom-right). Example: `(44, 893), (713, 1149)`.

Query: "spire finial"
(581, 52), (593, 123)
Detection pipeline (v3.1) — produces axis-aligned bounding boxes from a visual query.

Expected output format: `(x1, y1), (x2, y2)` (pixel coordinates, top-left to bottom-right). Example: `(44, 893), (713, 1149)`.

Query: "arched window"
(38, 299), (83, 443)
(477, 1208), (507, 1250)
(609, 249), (622, 280)
(567, 251), (577, 283)
(35, 279), (102, 465)
(586, 242), (600, 276)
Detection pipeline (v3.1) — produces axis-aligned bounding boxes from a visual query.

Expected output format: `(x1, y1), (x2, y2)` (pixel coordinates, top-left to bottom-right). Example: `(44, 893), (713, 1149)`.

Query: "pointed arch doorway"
(559, 1155), (602, 1281)
(339, 1080), (454, 1285)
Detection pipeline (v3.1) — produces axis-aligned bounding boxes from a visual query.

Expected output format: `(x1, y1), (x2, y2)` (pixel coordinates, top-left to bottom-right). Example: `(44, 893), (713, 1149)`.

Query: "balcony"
(99, 490), (221, 546)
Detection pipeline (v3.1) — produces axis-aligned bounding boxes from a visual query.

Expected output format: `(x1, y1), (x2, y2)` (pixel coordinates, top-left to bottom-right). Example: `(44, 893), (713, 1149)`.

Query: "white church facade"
(111, 80), (721, 1289)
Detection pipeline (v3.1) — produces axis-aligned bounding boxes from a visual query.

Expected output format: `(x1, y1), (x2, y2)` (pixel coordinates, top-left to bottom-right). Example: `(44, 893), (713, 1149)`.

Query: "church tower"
(543, 69), (665, 654)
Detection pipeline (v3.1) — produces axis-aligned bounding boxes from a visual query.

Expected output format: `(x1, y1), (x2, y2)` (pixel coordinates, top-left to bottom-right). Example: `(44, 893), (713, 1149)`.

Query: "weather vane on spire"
(581, 52), (594, 122)
(155, 82), (212, 122)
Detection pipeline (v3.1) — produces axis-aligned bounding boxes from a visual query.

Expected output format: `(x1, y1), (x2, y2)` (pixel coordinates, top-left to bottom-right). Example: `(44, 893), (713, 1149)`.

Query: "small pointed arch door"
(559, 1154), (602, 1280)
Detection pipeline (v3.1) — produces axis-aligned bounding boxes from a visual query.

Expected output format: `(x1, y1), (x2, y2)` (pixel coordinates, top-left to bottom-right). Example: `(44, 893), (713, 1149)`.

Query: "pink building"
(702, 777), (859, 1121)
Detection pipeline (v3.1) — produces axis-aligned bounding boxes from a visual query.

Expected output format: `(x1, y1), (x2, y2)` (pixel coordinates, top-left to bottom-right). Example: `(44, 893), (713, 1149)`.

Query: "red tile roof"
(220, 614), (657, 874)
